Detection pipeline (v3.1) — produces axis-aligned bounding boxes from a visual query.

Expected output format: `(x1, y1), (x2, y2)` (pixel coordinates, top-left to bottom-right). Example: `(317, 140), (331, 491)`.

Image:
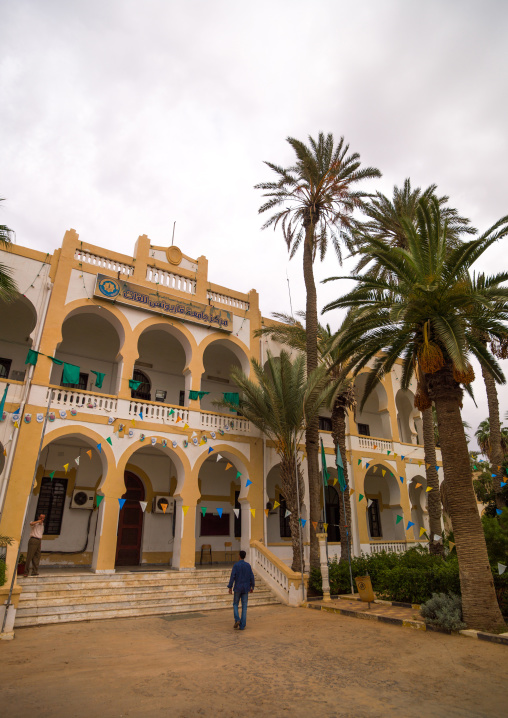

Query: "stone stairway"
(14, 569), (280, 627)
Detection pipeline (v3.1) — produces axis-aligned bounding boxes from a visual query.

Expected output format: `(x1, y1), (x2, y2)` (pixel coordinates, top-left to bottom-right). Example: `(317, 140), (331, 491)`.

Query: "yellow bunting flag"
(418, 460), (422, 466)
(333, 478), (338, 486)
(349, 488), (355, 496)
(426, 486), (433, 492)
(426, 463), (430, 470)
(393, 453), (397, 458)
(176, 416), (182, 423)
(373, 466), (378, 473)
(273, 500), (280, 509)
(419, 527), (426, 537)
(86, 449), (92, 459)
(312, 521), (318, 530)
(131, 418), (136, 426)
(225, 462), (232, 471)
(250, 509), (255, 518)
(264, 509), (269, 517)
(161, 503), (168, 514)
(14, 421), (19, 428)
(323, 523), (328, 532)
(449, 541), (456, 551)
(183, 423), (189, 429)
(3, 449), (6, 457)
(373, 444), (377, 449)
(63, 463), (69, 473)
(381, 469), (386, 477)
(182, 506), (189, 516)
(415, 483), (422, 489)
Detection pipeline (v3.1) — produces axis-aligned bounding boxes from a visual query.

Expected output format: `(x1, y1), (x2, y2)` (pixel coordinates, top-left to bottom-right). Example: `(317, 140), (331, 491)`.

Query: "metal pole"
(293, 441), (305, 602)
(321, 461), (329, 563)
(1, 388), (53, 634)
(171, 221), (176, 246)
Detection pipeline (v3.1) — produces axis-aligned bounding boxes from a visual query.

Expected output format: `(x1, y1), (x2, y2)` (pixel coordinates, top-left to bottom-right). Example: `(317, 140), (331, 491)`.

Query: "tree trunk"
(426, 364), (505, 631)
(280, 454), (304, 572)
(422, 406), (444, 556)
(480, 362), (506, 509)
(303, 224), (320, 569)
(331, 402), (352, 564)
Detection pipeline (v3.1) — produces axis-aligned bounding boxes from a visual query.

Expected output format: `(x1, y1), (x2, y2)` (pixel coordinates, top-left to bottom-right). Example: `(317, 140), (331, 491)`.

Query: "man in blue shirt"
(227, 550), (255, 630)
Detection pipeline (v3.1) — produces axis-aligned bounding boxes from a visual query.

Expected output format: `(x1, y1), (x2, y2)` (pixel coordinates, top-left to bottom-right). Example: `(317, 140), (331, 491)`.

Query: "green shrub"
(482, 511), (508, 565)
(420, 593), (466, 631)
(0, 559), (6, 587)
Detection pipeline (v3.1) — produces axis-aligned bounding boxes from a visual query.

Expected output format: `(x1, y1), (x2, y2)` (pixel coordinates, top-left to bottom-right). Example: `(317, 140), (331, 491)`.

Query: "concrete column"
(91, 497), (119, 573)
(316, 533), (331, 601)
(172, 498), (197, 570)
(240, 501), (252, 561)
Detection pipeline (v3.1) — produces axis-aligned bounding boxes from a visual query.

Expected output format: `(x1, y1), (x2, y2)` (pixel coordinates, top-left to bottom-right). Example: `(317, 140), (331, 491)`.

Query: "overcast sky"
(1, 0), (507, 448)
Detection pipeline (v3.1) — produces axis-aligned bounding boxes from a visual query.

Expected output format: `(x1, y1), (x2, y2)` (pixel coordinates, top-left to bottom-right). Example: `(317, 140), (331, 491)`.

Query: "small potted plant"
(17, 553), (26, 576)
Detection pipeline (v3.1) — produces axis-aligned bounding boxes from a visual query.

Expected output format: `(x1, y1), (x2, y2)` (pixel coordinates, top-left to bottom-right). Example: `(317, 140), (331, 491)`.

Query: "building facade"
(0, 230), (441, 587)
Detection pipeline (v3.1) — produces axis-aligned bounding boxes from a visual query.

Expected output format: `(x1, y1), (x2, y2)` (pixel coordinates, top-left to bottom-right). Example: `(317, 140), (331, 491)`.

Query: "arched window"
(131, 369), (151, 400)
(325, 485), (341, 542)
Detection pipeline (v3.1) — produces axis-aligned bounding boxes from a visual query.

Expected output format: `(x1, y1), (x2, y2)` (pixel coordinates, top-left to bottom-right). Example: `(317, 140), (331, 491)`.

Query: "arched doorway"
(325, 485), (341, 543)
(131, 369), (151, 401)
(116, 472), (145, 566)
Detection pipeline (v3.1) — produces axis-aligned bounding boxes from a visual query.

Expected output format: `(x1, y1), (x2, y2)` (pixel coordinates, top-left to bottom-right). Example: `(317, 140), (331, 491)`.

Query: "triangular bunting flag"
(498, 563), (506, 575)
(265, 509), (269, 517)
(63, 463), (69, 473)
(399, 476), (404, 484)
(201, 507), (207, 517)
(94, 494), (104, 508)
(396, 514), (403, 524)
(246, 479), (252, 487)
(366, 463), (370, 469)
(312, 521), (318, 530)
(501, 482), (507, 487)
(49, 470), (55, 481)
(217, 508), (223, 518)
(86, 449), (92, 459)
(236, 471), (242, 479)
(426, 486), (433, 492)
(182, 506), (189, 516)
(418, 460), (422, 466)
(426, 463), (430, 470)
(406, 521), (415, 530)
(183, 423), (189, 429)
(208, 446), (214, 454)
(419, 527), (426, 537)
(373, 444), (377, 449)
(250, 509), (255, 518)
(131, 418), (136, 426)
(323, 523), (328, 531)
(225, 463), (232, 471)
(273, 500), (280, 509)
(118, 498), (126, 509)
(381, 469), (386, 477)
(401, 455), (405, 461)
(139, 501), (147, 512)
(367, 499), (373, 507)
(139, 412), (143, 420)
(106, 437), (112, 446)
(216, 454), (222, 462)
(300, 518), (306, 527)
(333, 478), (338, 486)
(176, 417), (182, 423)
(75, 456), (80, 465)
(359, 493), (364, 501)
(349, 488), (355, 496)
(448, 541), (455, 551)
(415, 483), (422, 489)
(435, 466), (439, 472)
(387, 450), (391, 455)
(285, 509), (291, 518)
(168, 409), (175, 416)
(191, 431), (197, 438)
(492, 474), (497, 478)
(161, 502), (168, 514)
(97, 443), (101, 453)
(433, 534), (442, 542)
(373, 466), (378, 473)
(357, 459), (362, 465)
(496, 509), (503, 515)
(233, 508), (240, 518)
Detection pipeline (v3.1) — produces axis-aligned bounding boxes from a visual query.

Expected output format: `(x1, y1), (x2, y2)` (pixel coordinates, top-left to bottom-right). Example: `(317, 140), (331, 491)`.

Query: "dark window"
(179, 390), (185, 407)
(324, 486), (341, 542)
(368, 498), (382, 538)
(319, 416), (332, 431)
(358, 423), (370, 436)
(34, 477), (68, 535)
(0, 358), (12, 379)
(61, 371), (88, 390)
(200, 512), (230, 536)
(234, 491), (241, 538)
(131, 369), (151, 400)
(279, 496), (291, 538)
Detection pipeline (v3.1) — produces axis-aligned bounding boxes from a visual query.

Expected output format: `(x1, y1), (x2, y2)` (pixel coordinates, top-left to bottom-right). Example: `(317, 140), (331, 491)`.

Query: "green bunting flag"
(129, 379), (142, 390)
(91, 370), (105, 389)
(96, 495), (104, 507)
(49, 470), (55, 481)
(106, 437), (112, 446)
(236, 471), (242, 479)
(62, 362), (80, 386)
(358, 459), (362, 465)
(25, 349), (39, 366)
(223, 392), (240, 408)
(0, 383), (8, 418)
(396, 514), (403, 524)
(189, 390), (210, 401)
(359, 493), (364, 501)
(201, 507), (207, 517)
(320, 438), (329, 487)
(48, 356), (63, 365)
(168, 409), (175, 416)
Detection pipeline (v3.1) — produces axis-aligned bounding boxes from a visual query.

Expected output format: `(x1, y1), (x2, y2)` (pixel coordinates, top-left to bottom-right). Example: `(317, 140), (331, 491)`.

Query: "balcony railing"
(128, 400), (189, 425)
(48, 387), (118, 414)
(207, 290), (249, 312)
(369, 539), (424, 554)
(0, 379), (25, 407)
(145, 266), (196, 294)
(356, 436), (393, 453)
(200, 411), (250, 433)
(74, 249), (134, 276)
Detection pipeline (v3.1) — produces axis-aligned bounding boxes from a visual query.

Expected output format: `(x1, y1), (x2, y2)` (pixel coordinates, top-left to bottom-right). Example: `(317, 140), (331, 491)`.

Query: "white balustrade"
(145, 266), (196, 294)
(0, 381), (25, 407)
(129, 400), (189, 425)
(250, 540), (306, 606)
(75, 249), (134, 276)
(207, 290), (249, 312)
(200, 411), (250, 433)
(49, 388), (117, 414)
(369, 540), (423, 554)
(357, 436), (393, 453)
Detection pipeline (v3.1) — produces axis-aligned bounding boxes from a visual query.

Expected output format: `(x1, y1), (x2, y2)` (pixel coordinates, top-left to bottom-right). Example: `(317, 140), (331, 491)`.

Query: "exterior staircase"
(14, 568), (280, 627)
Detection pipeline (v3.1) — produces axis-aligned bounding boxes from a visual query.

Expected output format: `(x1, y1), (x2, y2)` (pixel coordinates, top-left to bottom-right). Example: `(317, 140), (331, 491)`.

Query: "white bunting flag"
(139, 501), (147, 512)
(433, 534), (442, 542)
(285, 509), (291, 518)
(499, 563), (507, 575)
(367, 499), (373, 507)
(216, 453), (222, 462)
(192, 431), (197, 438)
(75, 456), (80, 465)
(233, 508), (240, 519)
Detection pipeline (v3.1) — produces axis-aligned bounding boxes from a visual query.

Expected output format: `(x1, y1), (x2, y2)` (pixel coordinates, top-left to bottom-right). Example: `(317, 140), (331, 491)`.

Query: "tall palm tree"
(218, 350), (333, 571)
(323, 197), (508, 631)
(350, 179), (475, 555)
(256, 133), (381, 567)
(0, 198), (18, 302)
(255, 314), (356, 564)
(475, 418), (508, 459)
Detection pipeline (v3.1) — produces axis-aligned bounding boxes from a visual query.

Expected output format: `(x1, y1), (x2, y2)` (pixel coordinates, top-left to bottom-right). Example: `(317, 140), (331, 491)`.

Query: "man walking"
(227, 550), (255, 630)
(24, 514), (45, 577)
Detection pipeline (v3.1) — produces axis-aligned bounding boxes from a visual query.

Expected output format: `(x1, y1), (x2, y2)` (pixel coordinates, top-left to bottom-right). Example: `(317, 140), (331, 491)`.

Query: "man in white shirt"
(23, 514), (45, 577)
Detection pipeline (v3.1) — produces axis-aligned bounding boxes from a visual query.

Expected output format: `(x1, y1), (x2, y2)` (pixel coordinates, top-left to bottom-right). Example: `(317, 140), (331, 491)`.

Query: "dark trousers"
(233, 592), (249, 629)
(25, 537), (41, 575)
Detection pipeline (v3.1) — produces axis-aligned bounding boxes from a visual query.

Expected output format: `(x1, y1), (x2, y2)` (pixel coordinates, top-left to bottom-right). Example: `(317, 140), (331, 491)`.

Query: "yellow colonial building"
(0, 230), (441, 633)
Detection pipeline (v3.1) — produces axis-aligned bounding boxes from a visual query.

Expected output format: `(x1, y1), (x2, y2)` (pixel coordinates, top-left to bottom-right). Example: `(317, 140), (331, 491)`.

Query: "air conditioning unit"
(153, 496), (175, 514)
(71, 489), (95, 509)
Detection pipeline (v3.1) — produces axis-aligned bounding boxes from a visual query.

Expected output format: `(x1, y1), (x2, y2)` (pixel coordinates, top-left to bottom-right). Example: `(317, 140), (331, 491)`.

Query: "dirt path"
(1, 604), (505, 718)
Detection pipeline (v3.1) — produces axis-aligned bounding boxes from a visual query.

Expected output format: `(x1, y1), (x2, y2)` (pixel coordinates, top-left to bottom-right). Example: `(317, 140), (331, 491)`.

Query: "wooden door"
(115, 472), (145, 566)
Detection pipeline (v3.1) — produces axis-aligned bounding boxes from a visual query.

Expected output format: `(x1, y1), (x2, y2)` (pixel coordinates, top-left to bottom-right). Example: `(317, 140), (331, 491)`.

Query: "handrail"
(250, 539), (306, 606)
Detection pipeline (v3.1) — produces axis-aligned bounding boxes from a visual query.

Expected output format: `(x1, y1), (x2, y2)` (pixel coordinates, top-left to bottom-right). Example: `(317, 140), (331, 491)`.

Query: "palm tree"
(350, 179), (475, 556)
(255, 314), (356, 564)
(323, 197), (508, 631)
(256, 133), (381, 567)
(0, 198), (18, 302)
(218, 350), (333, 572)
(475, 418), (508, 459)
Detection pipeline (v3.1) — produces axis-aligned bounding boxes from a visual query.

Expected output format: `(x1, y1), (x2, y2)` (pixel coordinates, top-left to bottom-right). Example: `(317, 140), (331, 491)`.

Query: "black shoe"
(234, 620), (240, 629)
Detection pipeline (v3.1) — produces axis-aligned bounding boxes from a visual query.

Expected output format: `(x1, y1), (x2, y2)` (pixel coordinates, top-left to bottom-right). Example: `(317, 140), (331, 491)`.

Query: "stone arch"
(353, 373), (391, 439)
(42, 425), (114, 481)
(409, 474), (428, 534)
(396, 388), (420, 445)
(192, 444), (251, 498)
(117, 440), (190, 497)
(0, 294), (39, 381)
(199, 334), (250, 376)
(363, 463), (404, 540)
(132, 317), (196, 368)
(58, 300), (129, 351)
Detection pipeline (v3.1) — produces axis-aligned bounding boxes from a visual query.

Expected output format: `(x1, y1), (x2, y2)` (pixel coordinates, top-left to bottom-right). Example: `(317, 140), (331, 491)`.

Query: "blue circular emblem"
(98, 277), (120, 298)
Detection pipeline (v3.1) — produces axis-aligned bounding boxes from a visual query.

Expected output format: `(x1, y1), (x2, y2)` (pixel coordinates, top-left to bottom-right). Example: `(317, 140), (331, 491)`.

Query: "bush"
(0, 559), (6, 587)
(420, 593), (466, 631)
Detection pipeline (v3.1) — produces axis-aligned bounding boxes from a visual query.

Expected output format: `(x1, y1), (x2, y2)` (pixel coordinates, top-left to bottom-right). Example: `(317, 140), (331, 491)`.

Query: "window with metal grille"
(319, 416), (332, 431)
(34, 477), (68, 535)
(0, 357), (12, 379)
(358, 423), (370, 436)
(368, 498), (382, 538)
(279, 496), (291, 538)
(131, 369), (151, 400)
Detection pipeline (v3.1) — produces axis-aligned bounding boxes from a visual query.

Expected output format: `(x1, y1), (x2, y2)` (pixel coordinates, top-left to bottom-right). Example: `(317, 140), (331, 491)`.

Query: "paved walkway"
(1, 604), (506, 717)
(309, 595), (425, 629)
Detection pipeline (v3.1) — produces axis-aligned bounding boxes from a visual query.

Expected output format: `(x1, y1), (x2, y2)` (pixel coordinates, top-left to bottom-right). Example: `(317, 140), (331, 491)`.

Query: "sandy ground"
(1, 604), (505, 718)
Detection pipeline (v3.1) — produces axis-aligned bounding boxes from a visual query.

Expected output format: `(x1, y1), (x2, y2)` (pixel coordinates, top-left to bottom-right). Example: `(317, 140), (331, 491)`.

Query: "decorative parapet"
(250, 539), (306, 606)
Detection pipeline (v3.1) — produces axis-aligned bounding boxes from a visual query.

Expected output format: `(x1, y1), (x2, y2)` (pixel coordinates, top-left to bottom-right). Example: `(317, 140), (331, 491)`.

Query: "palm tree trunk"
(422, 406), (444, 556)
(480, 362), (506, 509)
(303, 224), (320, 569)
(331, 402), (352, 563)
(280, 455), (304, 572)
(427, 364), (505, 631)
